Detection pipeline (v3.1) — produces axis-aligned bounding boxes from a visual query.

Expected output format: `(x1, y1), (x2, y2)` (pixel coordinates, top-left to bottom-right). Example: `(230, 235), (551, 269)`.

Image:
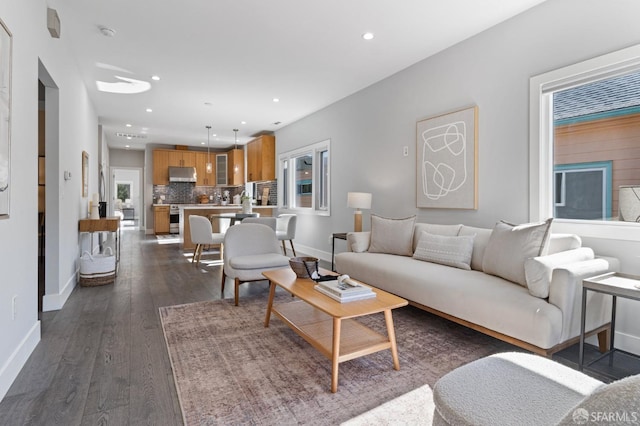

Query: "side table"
(79, 217), (121, 274)
(579, 272), (640, 378)
(331, 232), (347, 272)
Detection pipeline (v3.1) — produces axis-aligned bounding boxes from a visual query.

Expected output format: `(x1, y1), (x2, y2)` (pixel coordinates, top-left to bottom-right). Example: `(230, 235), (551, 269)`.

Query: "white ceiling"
(53, 0), (547, 150)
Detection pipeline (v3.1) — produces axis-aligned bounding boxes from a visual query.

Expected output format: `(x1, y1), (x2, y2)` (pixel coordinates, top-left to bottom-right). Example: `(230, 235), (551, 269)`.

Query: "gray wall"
(109, 148), (145, 168)
(276, 0), (640, 350)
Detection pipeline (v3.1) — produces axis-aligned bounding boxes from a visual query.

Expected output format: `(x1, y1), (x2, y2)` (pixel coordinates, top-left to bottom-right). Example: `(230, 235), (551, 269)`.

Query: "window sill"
(553, 219), (640, 242)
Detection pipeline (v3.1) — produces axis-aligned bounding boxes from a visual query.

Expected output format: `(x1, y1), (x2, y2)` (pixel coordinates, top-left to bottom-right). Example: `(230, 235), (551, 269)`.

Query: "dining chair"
(276, 214), (297, 256)
(222, 223), (290, 306)
(241, 216), (277, 230)
(189, 215), (225, 267)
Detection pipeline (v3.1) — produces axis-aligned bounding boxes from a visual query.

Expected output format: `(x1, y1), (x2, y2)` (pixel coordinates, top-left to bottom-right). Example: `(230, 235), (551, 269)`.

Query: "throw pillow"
(368, 214), (416, 256)
(348, 231), (371, 253)
(524, 247), (594, 298)
(413, 232), (474, 270)
(412, 223), (462, 253)
(482, 218), (553, 286)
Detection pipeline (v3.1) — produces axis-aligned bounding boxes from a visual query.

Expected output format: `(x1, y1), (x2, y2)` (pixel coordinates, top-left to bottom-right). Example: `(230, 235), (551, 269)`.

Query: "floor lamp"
(347, 192), (372, 232)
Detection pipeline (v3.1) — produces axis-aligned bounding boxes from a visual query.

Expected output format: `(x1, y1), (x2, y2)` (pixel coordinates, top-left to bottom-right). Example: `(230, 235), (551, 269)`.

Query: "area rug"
(159, 292), (512, 425)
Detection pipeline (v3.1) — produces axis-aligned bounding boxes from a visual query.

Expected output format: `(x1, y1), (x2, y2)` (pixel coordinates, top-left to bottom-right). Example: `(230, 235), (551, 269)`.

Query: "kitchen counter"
(181, 205), (275, 250)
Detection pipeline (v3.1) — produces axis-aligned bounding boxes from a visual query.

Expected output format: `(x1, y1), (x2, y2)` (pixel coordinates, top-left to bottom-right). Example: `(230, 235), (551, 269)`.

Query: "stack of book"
(314, 275), (376, 303)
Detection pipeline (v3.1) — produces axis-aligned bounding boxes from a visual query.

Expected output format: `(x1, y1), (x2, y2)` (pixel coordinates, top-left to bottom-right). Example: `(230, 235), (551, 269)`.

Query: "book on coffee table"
(314, 275), (375, 303)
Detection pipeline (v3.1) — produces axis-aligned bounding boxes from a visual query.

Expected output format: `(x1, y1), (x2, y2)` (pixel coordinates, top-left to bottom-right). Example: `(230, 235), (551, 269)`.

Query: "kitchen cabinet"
(246, 135), (275, 182)
(154, 149), (198, 185)
(153, 150), (171, 184)
(227, 148), (244, 186)
(195, 151), (215, 186)
(168, 150), (195, 167)
(216, 154), (228, 186)
(154, 205), (170, 234)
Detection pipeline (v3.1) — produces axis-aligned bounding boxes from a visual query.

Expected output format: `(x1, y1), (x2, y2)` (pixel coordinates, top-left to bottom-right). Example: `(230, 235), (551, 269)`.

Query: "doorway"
(38, 60), (60, 314)
(111, 167), (143, 230)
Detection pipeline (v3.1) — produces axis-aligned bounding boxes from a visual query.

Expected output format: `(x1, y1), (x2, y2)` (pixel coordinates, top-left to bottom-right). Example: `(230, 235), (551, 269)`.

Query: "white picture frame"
(0, 18), (12, 217)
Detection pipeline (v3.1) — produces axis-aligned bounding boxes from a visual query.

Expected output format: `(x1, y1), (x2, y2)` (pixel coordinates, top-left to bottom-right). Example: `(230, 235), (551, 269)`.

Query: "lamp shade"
(347, 192), (372, 210)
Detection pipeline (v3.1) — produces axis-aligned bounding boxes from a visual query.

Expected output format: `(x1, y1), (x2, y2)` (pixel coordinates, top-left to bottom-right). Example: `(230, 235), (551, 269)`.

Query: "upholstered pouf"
(433, 352), (603, 426)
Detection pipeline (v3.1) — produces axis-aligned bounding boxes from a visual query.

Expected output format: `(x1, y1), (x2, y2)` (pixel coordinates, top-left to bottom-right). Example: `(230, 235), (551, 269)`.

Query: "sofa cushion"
(548, 233), (582, 254)
(482, 219), (553, 286)
(413, 232), (474, 270)
(369, 215), (416, 256)
(458, 226), (493, 271)
(412, 223), (462, 252)
(524, 247), (595, 298)
(335, 251), (563, 349)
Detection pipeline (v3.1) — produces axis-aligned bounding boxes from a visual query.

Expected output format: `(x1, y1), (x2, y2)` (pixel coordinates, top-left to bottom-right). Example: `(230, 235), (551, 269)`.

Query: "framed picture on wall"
(82, 151), (89, 198)
(416, 105), (478, 209)
(0, 19), (12, 217)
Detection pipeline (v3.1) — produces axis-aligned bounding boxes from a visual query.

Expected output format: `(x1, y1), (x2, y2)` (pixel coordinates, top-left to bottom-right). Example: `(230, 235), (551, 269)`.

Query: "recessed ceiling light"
(126, 123), (132, 127)
(125, 145), (130, 148)
(362, 32), (374, 40)
(273, 98), (280, 103)
(212, 134), (217, 137)
(241, 121), (246, 125)
(126, 136), (132, 140)
(96, 76), (150, 94)
(146, 108), (152, 112)
(151, 75), (160, 81)
(201, 142), (205, 145)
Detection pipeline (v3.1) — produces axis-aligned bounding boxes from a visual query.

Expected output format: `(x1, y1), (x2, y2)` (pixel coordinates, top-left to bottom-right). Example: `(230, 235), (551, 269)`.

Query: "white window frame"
(278, 139), (331, 216)
(529, 43), (640, 241)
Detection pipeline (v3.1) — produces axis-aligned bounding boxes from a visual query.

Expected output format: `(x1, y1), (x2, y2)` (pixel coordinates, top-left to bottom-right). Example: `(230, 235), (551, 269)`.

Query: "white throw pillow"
(413, 232), (474, 270)
(368, 215), (416, 256)
(348, 231), (371, 253)
(412, 223), (462, 252)
(524, 247), (594, 298)
(482, 218), (553, 287)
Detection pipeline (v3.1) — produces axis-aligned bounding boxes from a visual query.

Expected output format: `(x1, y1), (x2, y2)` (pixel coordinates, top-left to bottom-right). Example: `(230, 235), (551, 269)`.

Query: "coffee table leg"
(264, 281), (276, 327)
(384, 309), (400, 370)
(331, 317), (342, 393)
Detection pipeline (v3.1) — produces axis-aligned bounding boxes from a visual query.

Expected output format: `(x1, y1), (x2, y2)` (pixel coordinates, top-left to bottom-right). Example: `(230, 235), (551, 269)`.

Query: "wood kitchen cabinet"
(153, 150), (171, 184)
(246, 135), (275, 182)
(168, 150), (195, 167)
(154, 205), (170, 234)
(227, 148), (244, 186)
(195, 151), (215, 186)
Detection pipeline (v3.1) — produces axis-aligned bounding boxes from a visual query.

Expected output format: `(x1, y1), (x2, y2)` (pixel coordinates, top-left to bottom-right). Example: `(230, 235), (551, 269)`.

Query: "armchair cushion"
(229, 253), (290, 270)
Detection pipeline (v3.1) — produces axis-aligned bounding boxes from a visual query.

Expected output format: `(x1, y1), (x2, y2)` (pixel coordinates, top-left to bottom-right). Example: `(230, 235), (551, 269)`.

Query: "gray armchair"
(221, 223), (290, 306)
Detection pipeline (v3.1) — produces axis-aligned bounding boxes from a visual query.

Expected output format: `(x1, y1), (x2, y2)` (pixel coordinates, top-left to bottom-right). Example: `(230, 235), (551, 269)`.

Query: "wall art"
(416, 105), (478, 209)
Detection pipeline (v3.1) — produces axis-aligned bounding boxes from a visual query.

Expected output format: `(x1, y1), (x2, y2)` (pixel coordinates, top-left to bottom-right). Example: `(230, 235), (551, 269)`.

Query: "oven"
(169, 204), (180, 234)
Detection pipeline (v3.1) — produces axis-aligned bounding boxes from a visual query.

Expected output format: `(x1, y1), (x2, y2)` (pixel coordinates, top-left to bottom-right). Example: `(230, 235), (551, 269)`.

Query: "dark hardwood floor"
(0, 230), (275, 426)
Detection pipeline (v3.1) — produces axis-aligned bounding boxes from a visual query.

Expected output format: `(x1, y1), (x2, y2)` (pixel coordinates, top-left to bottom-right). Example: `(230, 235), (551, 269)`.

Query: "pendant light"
(205, 125), (213, 174)
(233, 128), (239, 172)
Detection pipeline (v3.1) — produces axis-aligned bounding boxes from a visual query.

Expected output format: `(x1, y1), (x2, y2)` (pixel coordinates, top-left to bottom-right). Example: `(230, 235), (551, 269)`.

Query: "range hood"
(169, 166), (197, 182)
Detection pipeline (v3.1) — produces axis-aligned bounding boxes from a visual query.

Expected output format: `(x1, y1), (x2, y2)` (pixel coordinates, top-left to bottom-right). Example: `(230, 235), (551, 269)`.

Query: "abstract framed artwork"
(416, 105), (478, 209)
(0, 19), (12, 217)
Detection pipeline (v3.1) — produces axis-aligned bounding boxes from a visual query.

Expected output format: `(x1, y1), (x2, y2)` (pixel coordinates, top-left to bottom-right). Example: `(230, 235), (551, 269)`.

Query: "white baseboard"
(0, 320), (41, 401)
(293, 243), (331, 264)
(42, 271), (77, 312)
(615, 330), (640, 355)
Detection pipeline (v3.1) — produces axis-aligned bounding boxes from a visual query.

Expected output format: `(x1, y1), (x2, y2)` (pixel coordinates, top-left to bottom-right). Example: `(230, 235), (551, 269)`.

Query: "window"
(278, 139), (330, 215)
(530, 43), (640, 241)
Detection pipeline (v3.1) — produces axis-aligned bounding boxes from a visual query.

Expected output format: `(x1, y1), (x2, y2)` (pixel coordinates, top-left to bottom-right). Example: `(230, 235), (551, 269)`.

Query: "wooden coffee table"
(263, 268), (408, 392)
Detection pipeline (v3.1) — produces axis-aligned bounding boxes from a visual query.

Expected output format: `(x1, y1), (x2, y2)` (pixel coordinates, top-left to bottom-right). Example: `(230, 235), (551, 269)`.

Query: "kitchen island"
(181, 205), (276, 250)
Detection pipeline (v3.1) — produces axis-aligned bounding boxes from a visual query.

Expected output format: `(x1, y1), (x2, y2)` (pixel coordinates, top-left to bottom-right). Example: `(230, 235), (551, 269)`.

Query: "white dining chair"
(276, 214), (297, 256)
(189, 215), (225, 267)
(241, 216), (277, 230)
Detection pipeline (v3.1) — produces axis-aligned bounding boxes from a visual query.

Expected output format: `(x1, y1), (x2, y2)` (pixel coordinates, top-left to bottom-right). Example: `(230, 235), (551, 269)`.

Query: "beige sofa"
(335, 218), (618, 356)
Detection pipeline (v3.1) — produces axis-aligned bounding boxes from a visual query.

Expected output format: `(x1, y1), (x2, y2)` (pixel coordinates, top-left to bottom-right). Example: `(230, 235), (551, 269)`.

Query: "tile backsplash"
(153, 181), (277, 205)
